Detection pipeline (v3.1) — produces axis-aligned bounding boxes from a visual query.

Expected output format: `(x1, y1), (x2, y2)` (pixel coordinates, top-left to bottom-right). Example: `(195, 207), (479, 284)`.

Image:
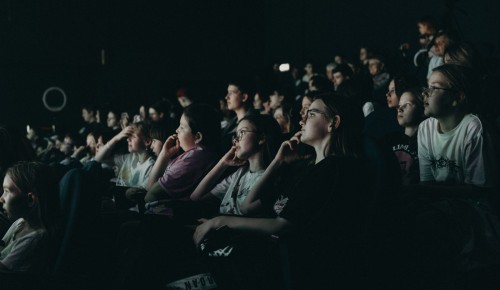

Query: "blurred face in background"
(225, 85), (245, 111)
(107, 111), (119, 129)
(386, 80), (399, 108)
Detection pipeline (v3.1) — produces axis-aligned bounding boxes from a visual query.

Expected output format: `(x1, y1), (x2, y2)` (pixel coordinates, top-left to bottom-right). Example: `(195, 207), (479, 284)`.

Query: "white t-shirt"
(418, 114), (496, 187)
(427, 55), (443, 79)
(114, 152), (155, 188)
(211, 166), (265, 215)
(0, 218), (47, 272)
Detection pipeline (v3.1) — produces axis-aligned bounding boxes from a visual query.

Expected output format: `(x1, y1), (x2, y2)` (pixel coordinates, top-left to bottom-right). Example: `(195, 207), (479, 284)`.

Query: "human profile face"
(273, 108), (288, 133)
(418, 23), (430, 35)
(175, 114), (197, 152)
(107, 112), (118, 128)
(299, 99), (332, 146)
(150, 139), (164, 156)
(333, 72), (345, 88)
(434, 35), (449, 57)
(253, 93), (263, 110)
(1, 174), (25, 221)
(423, 71), (456, 118)
(225, 85), (245, 111)
(82, 109), (93, 122)
(397, 92), (420, 127)
(368, 59), (381, 76)
(304, 63), (313, 74)
(149, 108), (162, 122)
(386, 80), (399, 108)
(326, 67), (334, 81)
(139, 106), (147, 121)
(233, 120), (259, 160)
(269, 91), (282, 110)
(300, 96), (312, 120)
(359, 48), (368, 61)
(127, 129), (146, 153)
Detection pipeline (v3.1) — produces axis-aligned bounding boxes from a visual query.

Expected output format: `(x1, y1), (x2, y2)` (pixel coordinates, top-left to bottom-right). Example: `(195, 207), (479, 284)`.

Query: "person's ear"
(241, 93), (249, 103)
(27, 192), (37, 208)
(194, 132), (203, 144)
(452, 92), (465, 107)
(144, 138), (152, 147)
(258, 134), (266, 145)
(159, 112), (165, 119)
(328, 115), (341, 132)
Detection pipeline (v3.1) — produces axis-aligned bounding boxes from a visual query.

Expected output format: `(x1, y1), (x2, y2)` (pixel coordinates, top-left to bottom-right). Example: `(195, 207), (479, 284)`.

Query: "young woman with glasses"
(190, 114), (282, 216)
(193, 94), (368, 288)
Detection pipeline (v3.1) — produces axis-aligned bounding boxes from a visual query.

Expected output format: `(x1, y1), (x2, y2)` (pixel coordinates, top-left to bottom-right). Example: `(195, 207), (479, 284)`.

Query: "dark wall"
(1, 0), (499, 133)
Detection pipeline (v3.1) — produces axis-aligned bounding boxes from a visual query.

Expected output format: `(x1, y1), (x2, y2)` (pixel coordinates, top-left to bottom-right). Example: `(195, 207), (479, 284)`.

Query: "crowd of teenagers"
(1, 15), (500, 289)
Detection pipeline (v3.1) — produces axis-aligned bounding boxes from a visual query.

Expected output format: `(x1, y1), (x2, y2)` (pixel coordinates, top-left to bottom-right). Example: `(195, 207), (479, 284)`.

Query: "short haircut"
(150, 122), (169, 141)
(228, 79), (253, 97)
(332, 63), (353, 78)
(183, 103), (221, 151)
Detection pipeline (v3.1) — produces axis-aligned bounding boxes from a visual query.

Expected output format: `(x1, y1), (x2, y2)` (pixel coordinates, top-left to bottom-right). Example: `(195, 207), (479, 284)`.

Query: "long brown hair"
(6, 161), (59, 232)
(313, 94), (364, 159)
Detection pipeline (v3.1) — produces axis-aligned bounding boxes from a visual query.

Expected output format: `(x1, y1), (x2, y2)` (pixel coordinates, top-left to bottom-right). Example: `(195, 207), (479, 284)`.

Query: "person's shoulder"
(419, 117), (437, 131)
(460, 114), (485, 137)
(183, 146), (217, 160)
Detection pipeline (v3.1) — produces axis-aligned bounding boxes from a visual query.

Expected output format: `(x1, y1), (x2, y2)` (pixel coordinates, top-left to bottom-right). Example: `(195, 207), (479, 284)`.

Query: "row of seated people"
(1, 63), (500, 289)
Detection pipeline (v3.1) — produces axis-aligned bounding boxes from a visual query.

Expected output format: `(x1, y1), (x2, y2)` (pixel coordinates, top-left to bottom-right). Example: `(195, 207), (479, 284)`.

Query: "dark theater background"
(1, 0), (499, 134)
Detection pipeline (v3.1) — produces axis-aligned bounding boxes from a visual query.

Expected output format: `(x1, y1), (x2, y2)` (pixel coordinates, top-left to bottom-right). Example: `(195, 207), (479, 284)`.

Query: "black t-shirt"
(384, 131), (419, 184)
(276, 155), (371, 288)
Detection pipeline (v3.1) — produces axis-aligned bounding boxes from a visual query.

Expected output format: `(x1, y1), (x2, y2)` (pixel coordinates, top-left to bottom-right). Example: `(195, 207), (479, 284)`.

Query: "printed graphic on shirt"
(430, 156), (460, 175)
(274, 195), (289, 215)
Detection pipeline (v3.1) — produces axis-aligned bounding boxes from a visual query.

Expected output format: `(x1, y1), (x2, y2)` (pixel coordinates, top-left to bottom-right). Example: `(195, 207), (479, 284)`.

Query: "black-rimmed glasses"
(232, 129), (258, 144)
(422, 86), (456, 98)
(305, 108), (330, 121)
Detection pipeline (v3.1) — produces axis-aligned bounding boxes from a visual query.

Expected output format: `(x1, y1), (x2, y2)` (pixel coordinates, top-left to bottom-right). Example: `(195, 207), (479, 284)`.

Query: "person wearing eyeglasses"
(194, 94), (368, 289)
(418, 64), (497, 190)
(191, 114), (282, 217)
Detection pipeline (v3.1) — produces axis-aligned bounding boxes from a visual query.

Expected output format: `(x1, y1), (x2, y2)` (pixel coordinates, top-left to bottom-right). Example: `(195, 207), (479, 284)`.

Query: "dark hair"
(392, 75), (412, 99)
(150, 122), (169, 142)
(228, 79), (254, 97)
(332, 63), (353, 78)
(150, 100), (172, 116)
(228, 79), (254, 109)
(312, 94), (364, 158)
(432, 64), (478, 113)
(239, 114), (283, 165)
(6, 161), (59, 233)
(309, 75), (334, 93)
(81, 104), (98, 114)
(183, 103), (221, 151)
(274, 102), (295, 134)
(444, 43), (479, 69)
(0, 126), (36, 179)
(417, 15), (438, 33)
